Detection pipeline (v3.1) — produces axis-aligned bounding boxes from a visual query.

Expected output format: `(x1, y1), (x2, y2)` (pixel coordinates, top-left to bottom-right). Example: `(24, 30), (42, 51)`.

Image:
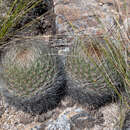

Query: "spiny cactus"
(0, 38), (66, 114)
(66, 37), (125, 108)
(2, 39), (57, 97)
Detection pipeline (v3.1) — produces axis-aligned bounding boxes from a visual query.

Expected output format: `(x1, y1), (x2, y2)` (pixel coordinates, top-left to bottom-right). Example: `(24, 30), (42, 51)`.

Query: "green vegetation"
(0, 0), (129, 128)
(0, 0), (58, 99)
(2, 39), (57, 98)
(0, 0), (46, 44)
(66, 3), (129, 128)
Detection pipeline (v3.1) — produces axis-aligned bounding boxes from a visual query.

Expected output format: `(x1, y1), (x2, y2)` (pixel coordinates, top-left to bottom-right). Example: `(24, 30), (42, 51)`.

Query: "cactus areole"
(0, 39), (66, 114)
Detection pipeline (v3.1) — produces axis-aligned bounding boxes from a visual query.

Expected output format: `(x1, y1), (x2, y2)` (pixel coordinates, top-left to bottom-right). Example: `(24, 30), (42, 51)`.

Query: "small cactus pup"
(0, 38), (66, 114)
(66, 37), (125, 109)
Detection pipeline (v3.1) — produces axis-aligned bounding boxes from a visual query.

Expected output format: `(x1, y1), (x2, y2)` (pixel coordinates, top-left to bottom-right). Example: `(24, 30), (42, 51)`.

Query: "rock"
(0, 95), (5, 117)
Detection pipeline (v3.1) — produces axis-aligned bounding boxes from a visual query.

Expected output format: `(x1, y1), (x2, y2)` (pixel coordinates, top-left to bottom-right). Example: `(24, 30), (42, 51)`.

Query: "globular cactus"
(65, 37), (125, 109)
(0, 38), (66, 114)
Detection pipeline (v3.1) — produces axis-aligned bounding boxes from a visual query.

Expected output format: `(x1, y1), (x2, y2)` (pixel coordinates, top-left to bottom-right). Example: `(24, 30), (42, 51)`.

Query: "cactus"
(0, 38), (66, 114)
(66, 37), (125, 108)
(2, 39), (56, 97)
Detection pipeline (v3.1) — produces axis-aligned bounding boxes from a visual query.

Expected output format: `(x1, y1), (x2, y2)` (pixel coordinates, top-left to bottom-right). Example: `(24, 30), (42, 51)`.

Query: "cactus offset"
(1, 39), (58, 98)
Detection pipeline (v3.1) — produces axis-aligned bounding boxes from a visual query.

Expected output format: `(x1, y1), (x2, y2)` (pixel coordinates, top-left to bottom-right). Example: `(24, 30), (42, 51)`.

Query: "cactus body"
(0, 38), (66, 114)
(66, 38), (125, 108)
(2, 41), (56, 98)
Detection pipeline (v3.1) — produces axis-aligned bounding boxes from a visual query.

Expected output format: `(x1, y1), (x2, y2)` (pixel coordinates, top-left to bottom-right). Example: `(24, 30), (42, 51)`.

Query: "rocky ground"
(0, 94), (124, 130)
(53, 0), (130, 45)
(0, 0), (129, 130)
